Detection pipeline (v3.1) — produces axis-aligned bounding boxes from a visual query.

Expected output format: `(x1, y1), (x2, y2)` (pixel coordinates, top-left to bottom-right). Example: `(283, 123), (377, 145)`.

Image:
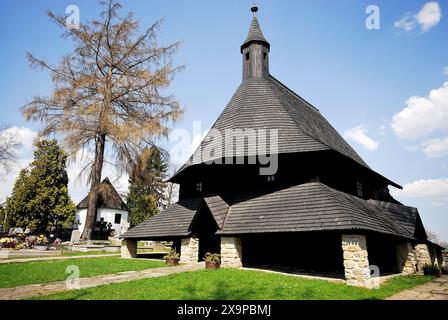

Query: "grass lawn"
(0, 257), (165, 288)
(33, 269), (434, 300)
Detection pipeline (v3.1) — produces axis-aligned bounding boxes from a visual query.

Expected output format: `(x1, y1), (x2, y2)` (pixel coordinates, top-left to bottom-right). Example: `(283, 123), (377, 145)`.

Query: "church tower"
(241, 6), (270, 80)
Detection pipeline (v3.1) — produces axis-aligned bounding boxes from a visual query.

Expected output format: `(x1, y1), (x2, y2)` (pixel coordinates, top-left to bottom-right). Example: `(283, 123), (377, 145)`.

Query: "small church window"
(114, 214), (122, 224)
(267, 175), (276, 182)
(196, 182), (203, 192)
(245, 52), (250, 60)
(357, 181), (363, 197)
(263, 52), (267, 60)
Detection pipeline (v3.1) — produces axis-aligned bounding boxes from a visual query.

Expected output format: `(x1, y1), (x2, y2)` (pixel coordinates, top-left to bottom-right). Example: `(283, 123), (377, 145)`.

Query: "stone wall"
(396, 242), (416, 275)
(121, 239), (137, 259)
(342, 234), (371, 287)
(221, 237), (243, 268)
(414, 244), (431, 274)
(180, 237), (199, 263)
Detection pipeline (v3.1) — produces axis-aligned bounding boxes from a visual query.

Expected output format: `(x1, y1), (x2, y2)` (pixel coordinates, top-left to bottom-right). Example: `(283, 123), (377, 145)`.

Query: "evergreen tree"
(127, 147), (167, 227)
(5, 140), (76, 235)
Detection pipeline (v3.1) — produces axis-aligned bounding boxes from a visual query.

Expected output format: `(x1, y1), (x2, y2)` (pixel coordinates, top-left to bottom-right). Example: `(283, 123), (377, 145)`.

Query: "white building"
(75, 178), (129, 238)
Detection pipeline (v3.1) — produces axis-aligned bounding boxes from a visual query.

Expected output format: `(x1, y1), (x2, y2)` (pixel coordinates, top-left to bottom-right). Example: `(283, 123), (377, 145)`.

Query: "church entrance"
(190, 205), (220, 261)
(198, 234), (220, 261)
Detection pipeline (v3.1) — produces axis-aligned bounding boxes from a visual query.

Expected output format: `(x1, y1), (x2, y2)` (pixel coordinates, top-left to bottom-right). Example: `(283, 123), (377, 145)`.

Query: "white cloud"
(343, 125), (379, 151)
(422, 136), (448, 158)
(394, 2), (442, 33)
(416, 2), (442, 32)
(394, 13), (417, 31)
(391, 178), (448, 204)
(391, 81), (448, 139)
(443, 66), (448, 76)
(0, 126), (37, 156)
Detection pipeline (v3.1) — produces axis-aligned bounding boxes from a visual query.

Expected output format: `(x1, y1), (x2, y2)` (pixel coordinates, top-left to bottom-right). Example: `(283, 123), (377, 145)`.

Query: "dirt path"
(387, 275), (448, 300)
(0, 262), (203, 300)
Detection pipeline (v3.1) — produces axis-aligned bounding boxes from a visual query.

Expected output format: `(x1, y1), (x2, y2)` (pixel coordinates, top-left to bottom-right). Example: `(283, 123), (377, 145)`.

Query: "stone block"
(221, 237), (242, 268)
(121, 239), (137, 259)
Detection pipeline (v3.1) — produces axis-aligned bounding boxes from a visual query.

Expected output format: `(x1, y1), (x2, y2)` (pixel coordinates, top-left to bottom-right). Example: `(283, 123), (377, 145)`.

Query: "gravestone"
(70, 230), (81, 244)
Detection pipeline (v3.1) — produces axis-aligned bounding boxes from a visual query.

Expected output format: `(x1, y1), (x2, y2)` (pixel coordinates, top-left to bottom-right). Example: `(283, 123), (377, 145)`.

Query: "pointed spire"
(241, 5), (270, 53)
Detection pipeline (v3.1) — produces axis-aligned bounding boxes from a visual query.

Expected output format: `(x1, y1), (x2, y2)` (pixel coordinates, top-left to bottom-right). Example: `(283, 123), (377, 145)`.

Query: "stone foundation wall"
(180, 237), (199, 263)
(396, 242), (416, 275)
(415, 244), (431, 274)
(436, 250), (444, 268)
(221, 237), (243, 268)
(121, 239), (137, 259)
(342, 234), (371, 287)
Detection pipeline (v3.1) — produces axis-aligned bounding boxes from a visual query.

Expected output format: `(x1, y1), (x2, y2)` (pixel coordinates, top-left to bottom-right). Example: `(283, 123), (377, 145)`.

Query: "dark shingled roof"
(173, 75), (372, 179)
(77, 177), (127, 211)
(368, 200), (420, 236)
(121, 198), (202, 239)
(241, 16), (270, 52)
(220, 183), (412, 238)
(204, 195), (230, 229)
(122, 183), (414, 240)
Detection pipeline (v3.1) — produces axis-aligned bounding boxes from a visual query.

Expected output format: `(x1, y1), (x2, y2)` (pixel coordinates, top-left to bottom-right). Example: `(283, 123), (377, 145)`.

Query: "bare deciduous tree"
(163, 163), (180, 209)
(22, 0), (183, 239)
(427, 230), (440, 244)
(0, 125), (19, 174)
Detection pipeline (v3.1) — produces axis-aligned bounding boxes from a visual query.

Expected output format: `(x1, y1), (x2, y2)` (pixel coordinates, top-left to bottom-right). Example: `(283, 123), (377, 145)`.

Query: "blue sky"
(0, 1), (447, 241)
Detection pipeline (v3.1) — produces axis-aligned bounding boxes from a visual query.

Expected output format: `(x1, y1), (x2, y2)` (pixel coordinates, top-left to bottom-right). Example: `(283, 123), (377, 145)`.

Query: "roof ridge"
(269, 75), (320, 112)
(369, 201), (417, 237)
(265, 77), (336, 155)
(368, 199), (418, 212)
(267, 76), (378, 171)
(314, 182), (413, 238)
(333, 186), (414, 238)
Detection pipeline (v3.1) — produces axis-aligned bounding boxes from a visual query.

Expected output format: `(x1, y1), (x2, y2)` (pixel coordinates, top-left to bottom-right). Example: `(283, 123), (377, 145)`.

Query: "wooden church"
(122, 6), (443, 287)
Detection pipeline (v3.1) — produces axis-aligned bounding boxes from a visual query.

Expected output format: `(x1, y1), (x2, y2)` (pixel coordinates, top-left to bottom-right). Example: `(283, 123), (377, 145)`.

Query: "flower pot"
(166, 258), (179, 266)
(436, 272), (442, 278)
(35, 245), (47, 251)
(206, 261), (220, 270)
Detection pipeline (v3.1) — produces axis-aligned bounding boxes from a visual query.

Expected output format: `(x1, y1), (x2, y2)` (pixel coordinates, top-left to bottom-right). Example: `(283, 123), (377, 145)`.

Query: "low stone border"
(0, 254), (119, 264)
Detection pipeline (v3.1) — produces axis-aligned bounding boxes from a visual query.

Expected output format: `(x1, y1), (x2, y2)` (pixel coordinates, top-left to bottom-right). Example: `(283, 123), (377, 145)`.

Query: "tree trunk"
(81, 133), (106, 240)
